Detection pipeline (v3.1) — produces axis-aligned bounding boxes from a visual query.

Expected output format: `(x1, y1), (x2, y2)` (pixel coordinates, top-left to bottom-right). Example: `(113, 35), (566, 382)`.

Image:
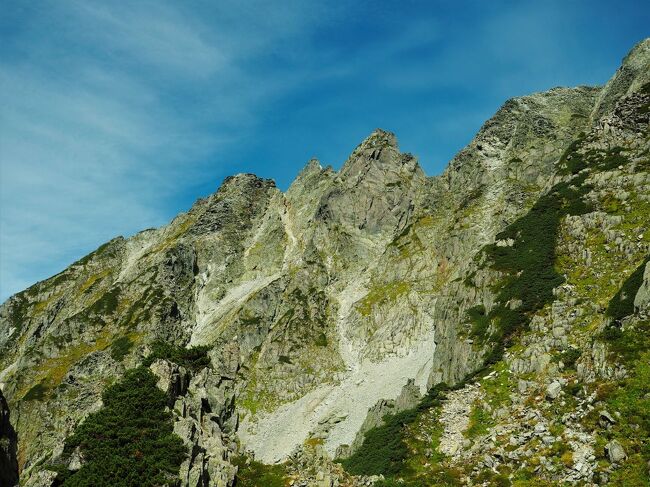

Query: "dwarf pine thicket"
(53, 367), (186, 487)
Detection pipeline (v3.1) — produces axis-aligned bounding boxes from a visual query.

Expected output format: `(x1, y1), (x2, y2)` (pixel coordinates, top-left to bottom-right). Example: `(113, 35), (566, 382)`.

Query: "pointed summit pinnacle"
(339, 129), (400, 178)
(357, 128), (398, 152)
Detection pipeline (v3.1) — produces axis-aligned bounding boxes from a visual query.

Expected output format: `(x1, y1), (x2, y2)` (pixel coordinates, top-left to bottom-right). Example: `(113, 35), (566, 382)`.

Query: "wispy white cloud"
(0, 0), (333, 300)
(1, 0), (645, 301)
(69, 1), (227, 76)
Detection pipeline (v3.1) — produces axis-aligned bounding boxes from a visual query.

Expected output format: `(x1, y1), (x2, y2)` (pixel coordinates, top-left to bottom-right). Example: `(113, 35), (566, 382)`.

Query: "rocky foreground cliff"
(0, 38), (649, 487)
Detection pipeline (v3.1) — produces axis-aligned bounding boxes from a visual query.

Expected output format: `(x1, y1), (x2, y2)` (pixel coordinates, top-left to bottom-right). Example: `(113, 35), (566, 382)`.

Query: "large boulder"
(605, 439), (627, 464)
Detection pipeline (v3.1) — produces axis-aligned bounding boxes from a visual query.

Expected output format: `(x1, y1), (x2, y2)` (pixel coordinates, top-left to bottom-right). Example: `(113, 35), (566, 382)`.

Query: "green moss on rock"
(231, 455), (288, 487)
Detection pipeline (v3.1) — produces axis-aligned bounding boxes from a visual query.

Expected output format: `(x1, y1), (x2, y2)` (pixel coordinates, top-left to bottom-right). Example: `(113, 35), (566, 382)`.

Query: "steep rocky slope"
(0, 38), (648, 487)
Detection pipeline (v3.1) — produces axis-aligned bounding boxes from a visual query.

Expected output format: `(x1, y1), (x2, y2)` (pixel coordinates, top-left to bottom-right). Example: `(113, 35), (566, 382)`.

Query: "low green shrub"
(24, 382), (48, 401)
(601, 320), (650, 363)
(465, 404), (491, 439)
(87, 287), (120, 315)
(596, 146), (629, 171)
(558, 133), (586, 175)
(601, 323), (623, 341)
(602, 350), (650, 484)
(476, 174), (592, 362)
(231, 456), (287, 487)
(340, 409), (413, 476)
(339, 385), (447, 476)
(315, 332), (328, 347)
(142, 341), (210, 371)
(554, 347), (582, 369)
(373, 479), (433, 487)
(55, 367), (186, 486)
(109, 336), (133, 362)
(467, 305), (490, 341)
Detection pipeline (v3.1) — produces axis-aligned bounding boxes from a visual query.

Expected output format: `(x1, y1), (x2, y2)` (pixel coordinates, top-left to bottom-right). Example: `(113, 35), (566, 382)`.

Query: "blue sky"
(0, 1), (648, 301)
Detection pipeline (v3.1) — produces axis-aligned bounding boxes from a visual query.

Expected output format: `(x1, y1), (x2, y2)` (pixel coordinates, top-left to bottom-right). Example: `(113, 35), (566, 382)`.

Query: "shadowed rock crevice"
(0, 389), (19, 487)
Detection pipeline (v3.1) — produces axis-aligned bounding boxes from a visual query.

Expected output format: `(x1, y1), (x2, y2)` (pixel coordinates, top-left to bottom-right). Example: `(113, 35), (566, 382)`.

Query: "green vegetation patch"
(467, 304), (491, 342)
(591, 349), (650, 485)
(471, 173), (592, 363)
(23, 382), (49, 401)
(315, 332), (328, 347)
(588, 313), (650, 483)
(231, 456), (288, 487)
(52, 367), (186, 486)
(339, 384), (448, 477)
(374, 478), (458, 487)
(601, 318), (650, 364)
(553, 346), (582, 370)
(87, 287), (120, 315)
(109, 336), (134, 362)
(142, 341), (211, 371)
(117, 285), (167, 328)
(465, 403), (492, 439)
(558, 136), (631, 176)
(357, 280), (411, 316)
(558, 133), (587, 175)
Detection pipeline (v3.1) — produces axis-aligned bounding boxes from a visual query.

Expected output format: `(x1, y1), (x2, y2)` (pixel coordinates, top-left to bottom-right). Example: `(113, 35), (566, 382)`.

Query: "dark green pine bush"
(109, 336), (134, 362)
(341, 407), (416, 476)
(142, 341), (211, 371)
(339, 385), (447, 477)
(475, 173), (593, 364)
(57, 367), (186, 487)
(467, 305), (490, 341)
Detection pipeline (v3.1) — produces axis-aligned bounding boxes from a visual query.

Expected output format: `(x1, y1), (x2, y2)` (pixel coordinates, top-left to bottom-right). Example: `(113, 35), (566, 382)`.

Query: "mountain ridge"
(1, 37), (649, 487)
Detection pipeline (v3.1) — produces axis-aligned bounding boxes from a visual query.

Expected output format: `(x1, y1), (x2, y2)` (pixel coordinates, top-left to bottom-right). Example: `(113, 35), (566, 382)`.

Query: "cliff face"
(0, 388), (19, 487)
(0, 38), (649, 487)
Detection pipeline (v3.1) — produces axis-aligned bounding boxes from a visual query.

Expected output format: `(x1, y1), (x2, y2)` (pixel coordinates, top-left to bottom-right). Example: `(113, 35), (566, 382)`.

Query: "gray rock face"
(591, 38), (650, 121)
(546, 381), (562, 400)
(0, 37), (648, 485)
(605, 439), (627, 464)
(634, 261), (650, 313)
(149, 353), (239, 487)
(0, 388), (18, 487)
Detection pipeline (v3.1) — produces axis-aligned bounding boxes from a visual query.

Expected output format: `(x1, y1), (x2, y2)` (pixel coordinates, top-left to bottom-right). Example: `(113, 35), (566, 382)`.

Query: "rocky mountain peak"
(217, 172), (276, 194)
(621, 37), (650, 72)
(185, 173), (277, 237)
(2, 38), (650, 487)
(306, 129), (425, 238)
(303, 157), (323, 173)
(338, 129), (408, 180)
(292, 157), (326, 184)
(591, 37), (650, 121)
(355, 128), (398, 151)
